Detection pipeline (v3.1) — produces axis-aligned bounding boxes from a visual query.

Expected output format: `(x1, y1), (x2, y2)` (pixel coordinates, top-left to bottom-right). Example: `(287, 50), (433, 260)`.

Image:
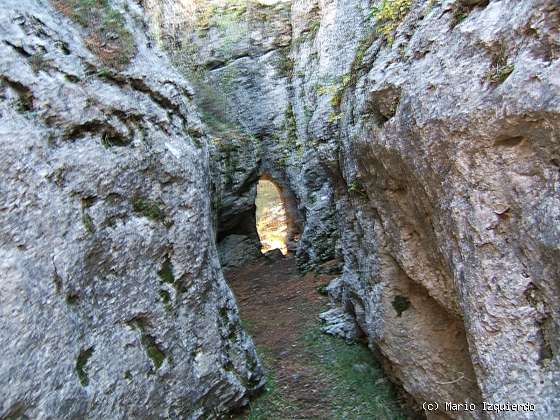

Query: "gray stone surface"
(319, 307), (360, 343)
(303, 0), (560, 418)
(218, 234), (262, 269)
(146, 0), (337, 269)
(2, 0), (559, 419)
(158, 0), (560, 418)
(0, 1), (263, 418)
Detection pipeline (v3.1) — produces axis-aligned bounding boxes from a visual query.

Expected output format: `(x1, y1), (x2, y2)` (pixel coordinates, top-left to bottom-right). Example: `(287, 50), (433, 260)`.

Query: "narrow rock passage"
(225, 254), (410, 419)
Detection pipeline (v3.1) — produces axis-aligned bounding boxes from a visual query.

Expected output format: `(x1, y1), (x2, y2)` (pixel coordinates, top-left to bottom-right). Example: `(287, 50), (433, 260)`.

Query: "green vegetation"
(278, 52), (294, 77)
(159, 290), (171, 304)
(76, 347), (94, 386)
(64, 74), (80, 83)
(370, 0), (412, 45)
(245, 350), (296, 419)
(285, 105), (297, 142)
(131, 197), (166, 223)
(392, 295), (411, 317)
(101, 131), (130, 148)
(451, 2), (472, 27)
(14, 93), (33, 112)
(302, 325), (407, 419)
(348, 179), (368, 198)
(159, 290), (172, 311)
(81, 212), (95, 234)
(127, 318), (166, 370)
(484, 46), (514, 84)
(65, 293), (79, 305)
(241, 318), (256, 334)
(207, 0), (248, 58)
(316, 284), (328, 296)
(80, 195), (96, 234)
(141, 334), (166, 369)
(328, 112), (342, 124)
(51, 0), (135, 69)
(316, 74), (352, 109)
(308, 20), (321, 36)
(485, 63), (514, 83)
(157, 258), (175, 285)
(96, 67), (114, 79)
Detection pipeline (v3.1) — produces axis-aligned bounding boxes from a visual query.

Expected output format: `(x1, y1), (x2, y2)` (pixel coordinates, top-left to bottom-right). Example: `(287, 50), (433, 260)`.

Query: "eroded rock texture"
(148, 0), (560, 418)
(144, 0), (334, 269)
(2, 0), (559, 418)
(303, 0), (560, 418)
(0, 1), (263, 418)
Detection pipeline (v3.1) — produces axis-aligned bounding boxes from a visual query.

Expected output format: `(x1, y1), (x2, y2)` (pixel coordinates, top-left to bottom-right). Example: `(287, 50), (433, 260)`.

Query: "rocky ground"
(225, 254), (413, 419)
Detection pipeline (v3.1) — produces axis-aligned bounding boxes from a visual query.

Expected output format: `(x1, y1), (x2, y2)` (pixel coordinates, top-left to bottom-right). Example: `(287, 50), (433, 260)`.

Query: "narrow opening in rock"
(255, 179), (288, 255)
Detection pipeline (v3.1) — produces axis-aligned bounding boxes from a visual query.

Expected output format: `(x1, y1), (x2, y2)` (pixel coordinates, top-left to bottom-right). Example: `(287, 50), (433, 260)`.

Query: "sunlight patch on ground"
(255, 180), (288, 254)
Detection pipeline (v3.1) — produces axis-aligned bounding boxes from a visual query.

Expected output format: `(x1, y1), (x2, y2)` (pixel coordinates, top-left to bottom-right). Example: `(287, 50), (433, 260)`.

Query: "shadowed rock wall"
(0, 1), (263, 418)
(154, 0), (560, 418)
(301, 0), (560, 418)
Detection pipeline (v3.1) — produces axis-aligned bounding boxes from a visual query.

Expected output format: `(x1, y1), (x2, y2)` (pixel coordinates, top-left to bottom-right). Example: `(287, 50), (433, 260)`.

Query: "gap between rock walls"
(0, 0), (558, 419)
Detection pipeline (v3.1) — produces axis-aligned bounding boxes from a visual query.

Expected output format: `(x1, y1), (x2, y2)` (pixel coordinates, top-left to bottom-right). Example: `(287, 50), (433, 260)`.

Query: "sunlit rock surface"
(0, 1), (263, 418)
(152, 0), (560, 417)
(1, 0), (559, 418)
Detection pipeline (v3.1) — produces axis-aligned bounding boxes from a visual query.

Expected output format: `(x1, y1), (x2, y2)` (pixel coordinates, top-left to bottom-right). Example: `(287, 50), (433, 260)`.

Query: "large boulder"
(310, 0), (560, 417)
(0, 1), (263, 418)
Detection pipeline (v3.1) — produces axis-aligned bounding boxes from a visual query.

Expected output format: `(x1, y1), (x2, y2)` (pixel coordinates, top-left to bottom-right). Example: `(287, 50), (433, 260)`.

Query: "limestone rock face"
(145, 0), (337, 269)
(158, 0), (560, 417)
(218, 234), (263, 269)
(303, 0), (560, 418)
(0, 1), (263, 418)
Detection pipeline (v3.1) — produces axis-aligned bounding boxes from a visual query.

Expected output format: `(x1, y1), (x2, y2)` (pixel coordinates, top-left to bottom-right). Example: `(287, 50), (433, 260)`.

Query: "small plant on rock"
(327, 112), (342, 124)
(484, 45), (515, 84)
(370, 0), (413, 45)
(131, 196), (166, 223)
(51, 0), (136, 69)
(348, 180), (368, 198)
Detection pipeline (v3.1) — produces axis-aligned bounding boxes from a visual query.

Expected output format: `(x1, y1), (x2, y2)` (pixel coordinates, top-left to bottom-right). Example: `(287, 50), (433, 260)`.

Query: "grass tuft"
(302, 325), (407, 419)
(484, 45), (515, 84)
(245, 350), (297, 419)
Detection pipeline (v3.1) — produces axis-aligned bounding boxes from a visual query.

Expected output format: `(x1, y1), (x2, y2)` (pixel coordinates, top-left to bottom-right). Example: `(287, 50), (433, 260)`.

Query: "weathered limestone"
(308, 0), (560, 418)
(0, 1), (263, 418)
(156, 0), (560, 418)
(2, 0), (558, 418)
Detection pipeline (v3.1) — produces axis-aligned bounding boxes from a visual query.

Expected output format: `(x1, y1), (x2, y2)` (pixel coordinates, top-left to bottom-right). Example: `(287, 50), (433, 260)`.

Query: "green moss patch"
(131, 197), (166, 223)
(157, 257), (175, 285)
(302, 325), (407, 418)
(245, 349), (296, 419)
(141, 334), (166, 369)
(81, 212), (95, 234)
(348, 179), (368, 198)
(51, 0), (136, 69)
(127, 318), (167, 370)
(76, 347), (94, 386)
(392, 295), (411, 317)
(370, 0), (412, 45)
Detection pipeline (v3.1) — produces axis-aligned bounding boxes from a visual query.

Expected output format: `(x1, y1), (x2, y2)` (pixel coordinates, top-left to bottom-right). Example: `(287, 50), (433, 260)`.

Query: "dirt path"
(225, 254), (410, 420)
